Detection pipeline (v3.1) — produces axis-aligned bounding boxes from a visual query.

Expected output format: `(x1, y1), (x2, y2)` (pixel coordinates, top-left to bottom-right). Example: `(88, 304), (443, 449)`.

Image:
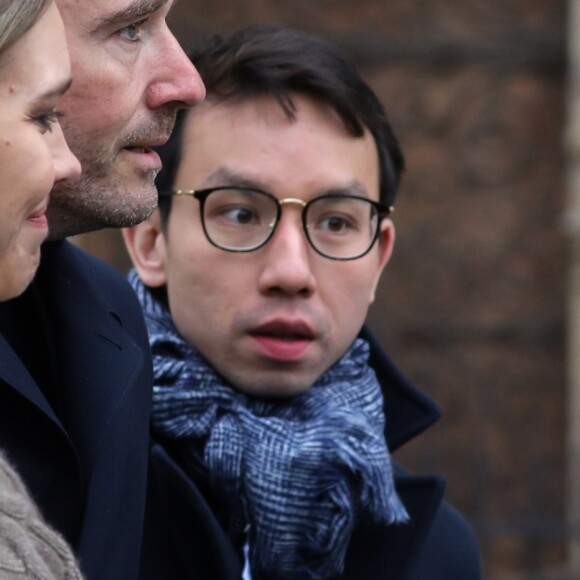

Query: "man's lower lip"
(123, 147), (162, 170)
(251, 335), (313, 361)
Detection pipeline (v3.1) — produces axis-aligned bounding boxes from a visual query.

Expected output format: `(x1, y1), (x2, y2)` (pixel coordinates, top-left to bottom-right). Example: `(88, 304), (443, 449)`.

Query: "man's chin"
(47, 185), (157, 239)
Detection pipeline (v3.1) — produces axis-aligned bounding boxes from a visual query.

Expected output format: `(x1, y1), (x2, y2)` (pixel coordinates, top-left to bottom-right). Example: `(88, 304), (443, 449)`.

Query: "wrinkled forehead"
(55, 0), (171, 26)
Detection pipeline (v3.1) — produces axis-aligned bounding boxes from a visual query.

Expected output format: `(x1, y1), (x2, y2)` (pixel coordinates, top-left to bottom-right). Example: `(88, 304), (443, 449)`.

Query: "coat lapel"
(140, 443), (243, 580)
(36, 242), (148, 475)
(352, 326), (447, 578)
(360, 326), (441, 452)
(0, 330), (63, 428)
(34, 241), (152, 579)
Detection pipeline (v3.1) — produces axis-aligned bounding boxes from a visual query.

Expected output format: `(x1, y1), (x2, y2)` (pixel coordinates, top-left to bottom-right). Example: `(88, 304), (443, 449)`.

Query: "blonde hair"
(0, 0), (52, 56)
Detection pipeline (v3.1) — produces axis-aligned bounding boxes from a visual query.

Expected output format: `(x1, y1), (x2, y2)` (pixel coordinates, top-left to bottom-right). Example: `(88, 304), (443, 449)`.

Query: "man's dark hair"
(156, 25), (404, 223)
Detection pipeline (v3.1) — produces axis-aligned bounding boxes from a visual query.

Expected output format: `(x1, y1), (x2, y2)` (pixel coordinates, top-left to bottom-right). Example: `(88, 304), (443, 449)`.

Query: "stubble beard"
(47, 112), (177, 240)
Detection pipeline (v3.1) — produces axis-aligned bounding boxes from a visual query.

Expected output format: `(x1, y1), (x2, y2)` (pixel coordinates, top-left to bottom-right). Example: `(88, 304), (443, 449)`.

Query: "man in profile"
(0, 1), (206, 578)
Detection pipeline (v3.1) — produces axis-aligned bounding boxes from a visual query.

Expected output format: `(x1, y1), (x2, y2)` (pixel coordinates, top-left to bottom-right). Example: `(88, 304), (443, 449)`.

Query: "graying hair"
(0, 0), (52, 58)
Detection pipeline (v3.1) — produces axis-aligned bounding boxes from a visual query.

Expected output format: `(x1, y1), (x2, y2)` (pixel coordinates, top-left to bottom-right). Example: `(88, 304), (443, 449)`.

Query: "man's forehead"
(57, 0), (172, 24)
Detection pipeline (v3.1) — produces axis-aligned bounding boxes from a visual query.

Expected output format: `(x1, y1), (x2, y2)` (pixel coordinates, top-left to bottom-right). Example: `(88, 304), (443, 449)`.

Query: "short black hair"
(156, 25), (404, 223)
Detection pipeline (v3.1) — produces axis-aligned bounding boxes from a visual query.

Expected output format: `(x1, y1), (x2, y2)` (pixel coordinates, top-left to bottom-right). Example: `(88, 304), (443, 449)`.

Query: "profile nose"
(146, 27), (206, 110)
(257, 214), (317, 297)
(52, 123), (81, 183)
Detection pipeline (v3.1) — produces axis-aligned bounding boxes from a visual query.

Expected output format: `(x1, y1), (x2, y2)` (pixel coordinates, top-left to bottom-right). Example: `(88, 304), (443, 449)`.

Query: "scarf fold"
(129, 270), (408, 579)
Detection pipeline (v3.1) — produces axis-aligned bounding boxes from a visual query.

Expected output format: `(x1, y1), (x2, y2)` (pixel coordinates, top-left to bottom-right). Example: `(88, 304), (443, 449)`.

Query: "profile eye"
(119, 19), (147, 42)
(31, 109), (63, 134)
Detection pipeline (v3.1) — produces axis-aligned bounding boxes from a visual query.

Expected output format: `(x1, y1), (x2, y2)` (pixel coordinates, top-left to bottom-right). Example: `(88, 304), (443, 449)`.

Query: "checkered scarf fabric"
(129, 270), (408, 579)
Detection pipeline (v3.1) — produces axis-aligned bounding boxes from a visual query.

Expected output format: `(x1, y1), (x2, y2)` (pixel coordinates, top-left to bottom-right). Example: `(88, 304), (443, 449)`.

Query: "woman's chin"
(0, 250), (41, 301)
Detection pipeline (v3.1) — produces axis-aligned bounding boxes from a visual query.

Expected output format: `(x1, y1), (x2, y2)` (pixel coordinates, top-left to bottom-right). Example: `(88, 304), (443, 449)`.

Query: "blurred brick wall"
(77, 1), (568, 577)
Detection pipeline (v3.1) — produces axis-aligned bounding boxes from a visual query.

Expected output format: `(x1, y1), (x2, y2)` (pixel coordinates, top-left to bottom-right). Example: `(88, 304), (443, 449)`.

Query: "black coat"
(0, 241), (152, 580)
(0, 241), (482, 579)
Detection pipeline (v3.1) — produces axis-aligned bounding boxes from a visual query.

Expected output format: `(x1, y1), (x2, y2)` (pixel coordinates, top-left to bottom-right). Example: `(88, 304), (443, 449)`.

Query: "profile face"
(48, 0), (206, 238)
(0, 2), (79, 301)
(129, 94), (395, 397)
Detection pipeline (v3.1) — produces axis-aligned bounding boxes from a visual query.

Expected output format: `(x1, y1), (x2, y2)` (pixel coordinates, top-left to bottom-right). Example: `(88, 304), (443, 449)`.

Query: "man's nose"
(257, 213), (317, 297)
(145, 26), (206, 110)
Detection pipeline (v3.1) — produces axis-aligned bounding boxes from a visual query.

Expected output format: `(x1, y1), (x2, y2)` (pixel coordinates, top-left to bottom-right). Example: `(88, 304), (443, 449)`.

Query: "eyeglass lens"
(201, 188), (380, 259)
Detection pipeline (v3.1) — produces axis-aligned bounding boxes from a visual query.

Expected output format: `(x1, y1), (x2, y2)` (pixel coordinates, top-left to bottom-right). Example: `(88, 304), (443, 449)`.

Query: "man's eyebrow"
(310, 179), (370, 199)
(204, 168), (266, 190)
(319, 181), (370, 198)
(38, 77), (73, 100)
(95, 0), (169, 31)
(204, 170), (371, 199)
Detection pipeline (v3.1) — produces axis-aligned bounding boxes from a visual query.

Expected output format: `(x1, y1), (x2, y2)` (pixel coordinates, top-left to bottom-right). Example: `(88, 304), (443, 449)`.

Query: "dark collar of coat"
(359, 326), (441, 451)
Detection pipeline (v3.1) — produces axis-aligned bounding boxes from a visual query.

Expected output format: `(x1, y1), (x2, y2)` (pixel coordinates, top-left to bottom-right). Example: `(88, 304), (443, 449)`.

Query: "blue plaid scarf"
(129, 270), (408, 579)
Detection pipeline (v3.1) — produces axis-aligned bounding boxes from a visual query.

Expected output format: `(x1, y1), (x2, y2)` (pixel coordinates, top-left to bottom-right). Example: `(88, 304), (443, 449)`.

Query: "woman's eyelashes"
(30, 108), (64, 134)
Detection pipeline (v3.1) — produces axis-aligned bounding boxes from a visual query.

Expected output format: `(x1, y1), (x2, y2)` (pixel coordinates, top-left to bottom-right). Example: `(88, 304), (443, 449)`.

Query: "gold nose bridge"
(278, 197), (307, 208)
(270, 197), (306, 229)
(268, 197), (308, 229)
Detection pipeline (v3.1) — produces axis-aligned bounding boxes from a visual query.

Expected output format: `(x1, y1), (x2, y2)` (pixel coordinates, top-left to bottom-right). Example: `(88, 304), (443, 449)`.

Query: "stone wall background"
(76, 1), (568, 577)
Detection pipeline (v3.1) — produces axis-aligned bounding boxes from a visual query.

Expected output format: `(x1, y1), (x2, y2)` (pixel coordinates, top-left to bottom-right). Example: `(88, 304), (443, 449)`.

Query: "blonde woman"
(0, 1), (81, 577)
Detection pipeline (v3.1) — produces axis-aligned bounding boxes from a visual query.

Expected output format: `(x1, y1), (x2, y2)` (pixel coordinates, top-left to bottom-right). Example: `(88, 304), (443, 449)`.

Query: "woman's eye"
(32, 109), (63, 135)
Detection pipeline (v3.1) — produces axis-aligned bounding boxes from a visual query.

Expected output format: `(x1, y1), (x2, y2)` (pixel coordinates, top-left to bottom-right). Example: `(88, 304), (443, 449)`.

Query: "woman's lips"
(26, 203), (49, 229)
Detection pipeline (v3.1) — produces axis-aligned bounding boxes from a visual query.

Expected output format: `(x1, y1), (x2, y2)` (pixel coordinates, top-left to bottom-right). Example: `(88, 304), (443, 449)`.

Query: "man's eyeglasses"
(159, 186), (394, 261)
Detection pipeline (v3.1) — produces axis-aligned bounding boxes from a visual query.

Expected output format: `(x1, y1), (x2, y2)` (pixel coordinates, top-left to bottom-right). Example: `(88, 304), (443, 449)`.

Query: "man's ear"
(122, 209), (168, 288)
(369, 219), (395, 304)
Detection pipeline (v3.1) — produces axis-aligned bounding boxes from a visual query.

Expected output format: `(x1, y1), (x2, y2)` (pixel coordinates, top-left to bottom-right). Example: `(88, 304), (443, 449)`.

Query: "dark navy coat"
(0, 241), (152, 580)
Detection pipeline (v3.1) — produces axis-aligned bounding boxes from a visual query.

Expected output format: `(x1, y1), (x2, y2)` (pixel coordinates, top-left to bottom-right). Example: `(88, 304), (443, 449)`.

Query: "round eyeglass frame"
(159, 186), (394, 261)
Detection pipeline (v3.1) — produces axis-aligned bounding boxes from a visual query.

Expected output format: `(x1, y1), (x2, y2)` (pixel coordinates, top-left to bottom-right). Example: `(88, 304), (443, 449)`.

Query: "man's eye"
(119, 19), (147, 42)
(318, 215), (356, 233)
(221, 207), (258, 225)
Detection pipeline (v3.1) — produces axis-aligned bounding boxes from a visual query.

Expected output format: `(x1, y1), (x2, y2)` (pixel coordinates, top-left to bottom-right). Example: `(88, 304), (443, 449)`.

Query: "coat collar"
(359, 326), (441, 451)
(345, 327), (448, 578)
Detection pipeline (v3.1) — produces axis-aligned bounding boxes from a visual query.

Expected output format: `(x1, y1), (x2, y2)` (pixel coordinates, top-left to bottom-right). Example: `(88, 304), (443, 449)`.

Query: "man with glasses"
(123, 25), (482, 579)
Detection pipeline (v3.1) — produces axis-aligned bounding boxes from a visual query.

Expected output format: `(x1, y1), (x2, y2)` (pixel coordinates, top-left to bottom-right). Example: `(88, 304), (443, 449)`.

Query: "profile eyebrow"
(95, 0), (169, 31)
